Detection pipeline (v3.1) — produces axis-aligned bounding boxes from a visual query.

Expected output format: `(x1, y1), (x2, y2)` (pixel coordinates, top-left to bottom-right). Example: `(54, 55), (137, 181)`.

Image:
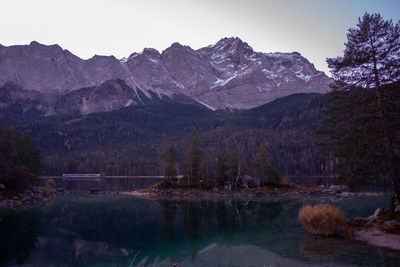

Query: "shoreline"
(1, 185), (387, 209)
(0, 186), (61, 209)
(123, 186), (386, 200)
(353, 227), (400, 250)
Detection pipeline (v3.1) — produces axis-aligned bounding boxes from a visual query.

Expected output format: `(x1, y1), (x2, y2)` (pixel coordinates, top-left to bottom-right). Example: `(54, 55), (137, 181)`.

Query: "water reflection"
(41, 177), (163, 192)
(1, 195), (400, 266)
(0, 209), (39, 265)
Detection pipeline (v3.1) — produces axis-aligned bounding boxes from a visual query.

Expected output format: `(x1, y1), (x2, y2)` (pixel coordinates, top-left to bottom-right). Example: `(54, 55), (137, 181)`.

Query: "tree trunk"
(370, 37), (400, 201)
(383, 136), (400, 201)
(235, 163), (241, 191)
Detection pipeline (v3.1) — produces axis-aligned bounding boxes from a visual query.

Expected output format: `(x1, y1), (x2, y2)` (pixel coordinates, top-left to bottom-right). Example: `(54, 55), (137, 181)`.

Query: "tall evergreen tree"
(159, 133), (168, 175)
(256, 146), (267, 182)
(224, 142), (239, 189)
(256, 146), (281, 186)
(164, 145), (178, 182)
(200, 148), (215, 184)
(0, 126), (43, 192)
(327, 13), (400, 89)
(217, 155), (228, 188)
(184, 127), (202, 186)
(324, 13), (400, 198)
(216, 142), (244, 190)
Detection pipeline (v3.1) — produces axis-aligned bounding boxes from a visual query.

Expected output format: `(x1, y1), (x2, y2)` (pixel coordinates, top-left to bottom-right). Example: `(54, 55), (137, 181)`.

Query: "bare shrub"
(298, 204), (352, 238)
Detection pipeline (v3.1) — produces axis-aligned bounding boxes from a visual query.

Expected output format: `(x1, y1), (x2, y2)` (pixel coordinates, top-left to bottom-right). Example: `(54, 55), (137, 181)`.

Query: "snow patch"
(129, 53), (141, 59)
(211, 73), (237, 88)
(148, 57), (160, 63)
(262, 69), (278, 79)
(211, 52), (224, 60)
(295, 71), (312, 82)
(257, 86), (271, 92)
(265, 52), (295, 60)
(195, 99), (216, 111)
(245, 53), (260, 63)
(214, 57), (228, 64)
(125, 99), (134, 107)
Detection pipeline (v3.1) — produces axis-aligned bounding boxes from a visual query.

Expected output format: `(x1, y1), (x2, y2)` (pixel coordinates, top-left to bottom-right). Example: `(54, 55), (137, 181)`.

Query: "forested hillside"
(5, 93), (333, 177)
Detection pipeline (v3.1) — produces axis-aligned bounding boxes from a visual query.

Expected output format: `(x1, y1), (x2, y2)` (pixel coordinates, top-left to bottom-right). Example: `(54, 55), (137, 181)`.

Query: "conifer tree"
(217, 156), (228, 188)
(327, 13), (400, 89)
(256, 146), (280, 186)
(324, 13), (400, 198)
(159, 133), (168, 175)
(164, 145), (177, 182)
(256, 146), (267, 182)
(184, 127), (202, 186)
(0, 126), (43, 191)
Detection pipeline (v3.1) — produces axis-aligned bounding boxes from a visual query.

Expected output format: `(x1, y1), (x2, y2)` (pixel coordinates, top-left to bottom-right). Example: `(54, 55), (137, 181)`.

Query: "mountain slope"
(0, 79), (209, 119)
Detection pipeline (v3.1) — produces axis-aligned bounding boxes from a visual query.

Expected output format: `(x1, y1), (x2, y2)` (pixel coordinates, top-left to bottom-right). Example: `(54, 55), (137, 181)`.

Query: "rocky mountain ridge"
(0, 37), (332, 113)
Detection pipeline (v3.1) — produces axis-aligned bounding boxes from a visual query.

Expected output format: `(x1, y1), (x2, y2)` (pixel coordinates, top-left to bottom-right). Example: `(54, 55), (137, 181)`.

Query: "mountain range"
(0, 37), (332, 115)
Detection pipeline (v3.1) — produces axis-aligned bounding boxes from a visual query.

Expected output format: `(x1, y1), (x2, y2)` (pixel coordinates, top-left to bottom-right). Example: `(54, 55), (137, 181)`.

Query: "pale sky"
(1, 0), (399, 75)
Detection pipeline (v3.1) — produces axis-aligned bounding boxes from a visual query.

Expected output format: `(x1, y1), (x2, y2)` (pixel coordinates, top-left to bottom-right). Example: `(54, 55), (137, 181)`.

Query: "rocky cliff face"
(0, 38), (332, 113)
(195, 38), (331, 109)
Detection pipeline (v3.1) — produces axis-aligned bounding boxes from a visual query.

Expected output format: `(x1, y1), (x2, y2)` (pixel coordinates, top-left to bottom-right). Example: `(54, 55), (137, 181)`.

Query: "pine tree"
(159, 133), (168, 175)
(324, 13), (400, 198)
(215, 142), (244, 190)
(184, 127), (202, 186)
(0, 126), (43, 192)
(217, 156), (228, 188)
(265, 165), (281, 185)
(164, 146), (177, 182)
(224, 142), (239, 189)
(256, 146), (281, 186)
(200, 148), (216, 185)
(327, 13), (400, 89)
(256, 146), (267, 183)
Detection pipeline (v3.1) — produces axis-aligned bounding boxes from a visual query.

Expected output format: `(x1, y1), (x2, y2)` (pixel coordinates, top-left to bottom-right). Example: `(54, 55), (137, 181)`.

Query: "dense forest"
(2, 92), (335, 179)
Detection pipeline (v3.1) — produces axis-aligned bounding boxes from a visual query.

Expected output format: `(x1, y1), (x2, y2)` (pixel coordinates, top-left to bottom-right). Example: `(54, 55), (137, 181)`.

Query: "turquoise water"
(1, 194), (399, 266)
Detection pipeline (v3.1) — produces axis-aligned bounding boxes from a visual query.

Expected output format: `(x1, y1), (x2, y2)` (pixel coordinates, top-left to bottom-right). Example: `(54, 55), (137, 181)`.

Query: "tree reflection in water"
(156, 199), (283, 261)
(0, 209), (40, 265)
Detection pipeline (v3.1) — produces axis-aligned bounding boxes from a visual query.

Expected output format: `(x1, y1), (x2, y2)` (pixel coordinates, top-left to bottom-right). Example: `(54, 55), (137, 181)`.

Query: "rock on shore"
(0, 186), (63, 209)
(354, 227), (400, 250)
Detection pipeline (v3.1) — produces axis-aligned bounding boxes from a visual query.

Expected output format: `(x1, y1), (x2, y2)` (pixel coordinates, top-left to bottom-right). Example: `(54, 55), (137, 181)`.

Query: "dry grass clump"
(298, 204), (352, 238)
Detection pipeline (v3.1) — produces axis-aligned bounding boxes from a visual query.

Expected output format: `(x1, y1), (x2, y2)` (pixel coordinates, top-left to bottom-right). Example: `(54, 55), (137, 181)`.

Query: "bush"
(298, 204), (352, 238)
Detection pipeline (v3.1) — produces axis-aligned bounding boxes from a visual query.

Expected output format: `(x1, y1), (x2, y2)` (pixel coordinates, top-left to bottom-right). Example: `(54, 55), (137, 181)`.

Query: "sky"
(1, 0), (399, 75)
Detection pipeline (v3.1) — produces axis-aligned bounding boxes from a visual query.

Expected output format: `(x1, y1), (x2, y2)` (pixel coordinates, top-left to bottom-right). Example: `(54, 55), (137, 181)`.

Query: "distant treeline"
(5, 93), (335, 178)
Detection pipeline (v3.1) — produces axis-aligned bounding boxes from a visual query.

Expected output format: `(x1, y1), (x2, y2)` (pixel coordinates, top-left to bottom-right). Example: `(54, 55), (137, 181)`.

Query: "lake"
(1, 194), (399, 266)
(38, 176), (164, 192)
